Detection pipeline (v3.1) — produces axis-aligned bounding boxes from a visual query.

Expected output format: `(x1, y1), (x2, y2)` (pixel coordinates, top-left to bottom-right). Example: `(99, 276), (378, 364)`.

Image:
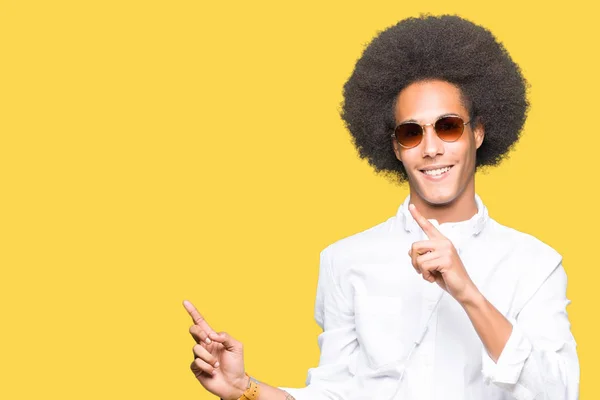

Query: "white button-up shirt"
(280, 194), (579, 400)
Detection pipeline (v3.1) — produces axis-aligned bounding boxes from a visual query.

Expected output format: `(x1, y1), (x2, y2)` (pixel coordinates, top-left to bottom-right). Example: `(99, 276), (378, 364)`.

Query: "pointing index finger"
(183, 300), (205, 324)
(183, 300), (216, 336)
(409, 203), (444, 240)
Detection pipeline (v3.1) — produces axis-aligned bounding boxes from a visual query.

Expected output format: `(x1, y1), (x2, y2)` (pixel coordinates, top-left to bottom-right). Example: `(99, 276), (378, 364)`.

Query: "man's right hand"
(183, 300), (250, 400)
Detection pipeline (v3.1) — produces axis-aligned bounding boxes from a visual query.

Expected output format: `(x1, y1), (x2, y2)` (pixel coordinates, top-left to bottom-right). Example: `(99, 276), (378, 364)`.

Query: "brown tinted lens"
(395, 123), (423, 148)
(434, 116), (464, 142)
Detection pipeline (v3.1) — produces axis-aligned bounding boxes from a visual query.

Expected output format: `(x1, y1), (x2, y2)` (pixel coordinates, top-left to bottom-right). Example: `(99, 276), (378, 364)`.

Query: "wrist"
(230, 374), (251, 400)
(456, 283), (484, 307)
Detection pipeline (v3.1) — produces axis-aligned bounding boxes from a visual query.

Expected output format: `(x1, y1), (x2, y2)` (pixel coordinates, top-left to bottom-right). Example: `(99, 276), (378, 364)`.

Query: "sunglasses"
(390, 115), (471, 149)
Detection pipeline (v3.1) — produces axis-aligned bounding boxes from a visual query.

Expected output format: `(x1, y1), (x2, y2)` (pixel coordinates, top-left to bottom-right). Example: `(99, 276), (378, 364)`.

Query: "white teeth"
(423, 166), (451, 176)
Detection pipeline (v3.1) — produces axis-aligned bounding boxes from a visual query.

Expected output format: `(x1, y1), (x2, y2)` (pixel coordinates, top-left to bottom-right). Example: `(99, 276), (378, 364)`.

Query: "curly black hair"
(340, 14), (529, 184)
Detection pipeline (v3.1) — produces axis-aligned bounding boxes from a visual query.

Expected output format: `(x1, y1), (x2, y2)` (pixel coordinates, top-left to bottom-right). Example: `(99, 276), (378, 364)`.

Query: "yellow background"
(0, 0), (597, 398)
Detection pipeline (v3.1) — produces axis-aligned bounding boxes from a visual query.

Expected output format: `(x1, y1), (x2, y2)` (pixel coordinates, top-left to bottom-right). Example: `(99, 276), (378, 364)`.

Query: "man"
(183, 14), (580, 399)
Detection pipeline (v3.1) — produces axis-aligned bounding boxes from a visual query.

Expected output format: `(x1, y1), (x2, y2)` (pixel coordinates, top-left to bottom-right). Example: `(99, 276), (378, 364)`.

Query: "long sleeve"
(278, 247), (360, 400)
(481, 263), (580, 399)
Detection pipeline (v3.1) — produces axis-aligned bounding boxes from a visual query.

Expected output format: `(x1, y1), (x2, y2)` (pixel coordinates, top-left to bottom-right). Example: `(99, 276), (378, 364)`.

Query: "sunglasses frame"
(390, 115), (471, 149)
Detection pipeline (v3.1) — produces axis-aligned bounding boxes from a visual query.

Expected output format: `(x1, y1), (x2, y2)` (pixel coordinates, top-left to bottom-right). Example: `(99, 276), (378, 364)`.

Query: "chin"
(422, 193), (457, 206)
(412, 182), (459, 206)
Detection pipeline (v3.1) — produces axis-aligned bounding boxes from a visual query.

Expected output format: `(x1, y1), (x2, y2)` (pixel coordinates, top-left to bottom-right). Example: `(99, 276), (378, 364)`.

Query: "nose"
(421, 124), (444, 158)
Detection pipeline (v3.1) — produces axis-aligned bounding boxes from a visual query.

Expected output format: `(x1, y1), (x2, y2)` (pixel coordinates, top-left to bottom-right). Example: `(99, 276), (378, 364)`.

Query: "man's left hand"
(408, 203), (479, 304)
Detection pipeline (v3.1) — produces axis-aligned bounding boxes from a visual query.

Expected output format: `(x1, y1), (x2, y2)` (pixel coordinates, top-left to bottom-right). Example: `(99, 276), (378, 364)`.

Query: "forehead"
(394, 80), (468, 123)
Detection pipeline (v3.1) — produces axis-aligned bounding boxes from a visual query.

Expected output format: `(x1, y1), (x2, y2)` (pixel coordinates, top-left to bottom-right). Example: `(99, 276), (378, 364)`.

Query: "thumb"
(209, 331), (241, 352)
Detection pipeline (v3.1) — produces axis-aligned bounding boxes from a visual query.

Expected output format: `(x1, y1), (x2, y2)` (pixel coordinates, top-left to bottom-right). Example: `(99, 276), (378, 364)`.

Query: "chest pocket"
(354, 295), (413, 370)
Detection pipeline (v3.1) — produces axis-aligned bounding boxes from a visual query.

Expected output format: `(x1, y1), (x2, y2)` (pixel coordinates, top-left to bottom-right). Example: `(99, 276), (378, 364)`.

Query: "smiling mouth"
(420, 166), (453, 177)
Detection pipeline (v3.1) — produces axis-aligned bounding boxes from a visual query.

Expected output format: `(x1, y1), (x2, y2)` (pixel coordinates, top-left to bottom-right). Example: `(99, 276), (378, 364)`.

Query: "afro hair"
(340, 14), (529, 183)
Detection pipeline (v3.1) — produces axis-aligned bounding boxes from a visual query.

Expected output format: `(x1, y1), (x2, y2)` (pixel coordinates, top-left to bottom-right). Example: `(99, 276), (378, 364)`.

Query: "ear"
(392, 136), (403, 162)
(473, 121), (485, 150)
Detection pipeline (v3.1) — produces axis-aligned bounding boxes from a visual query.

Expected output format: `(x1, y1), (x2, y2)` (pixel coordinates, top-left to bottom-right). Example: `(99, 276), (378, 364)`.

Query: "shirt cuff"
(481, 317), (533, 385)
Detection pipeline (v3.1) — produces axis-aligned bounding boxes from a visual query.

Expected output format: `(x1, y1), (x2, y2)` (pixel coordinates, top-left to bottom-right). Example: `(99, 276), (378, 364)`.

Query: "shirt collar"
(397, 193), (489, 237)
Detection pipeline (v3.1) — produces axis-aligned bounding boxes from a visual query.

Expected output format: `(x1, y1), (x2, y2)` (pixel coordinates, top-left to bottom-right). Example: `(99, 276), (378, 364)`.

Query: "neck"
(409, 180), (478, 224)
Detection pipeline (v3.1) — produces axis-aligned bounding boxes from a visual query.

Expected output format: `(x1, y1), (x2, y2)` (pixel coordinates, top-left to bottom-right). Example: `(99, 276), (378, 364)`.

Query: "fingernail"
(205, 338), (212, 344)
(214, 361), (220, 368)
(212, 369), (217, 375)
